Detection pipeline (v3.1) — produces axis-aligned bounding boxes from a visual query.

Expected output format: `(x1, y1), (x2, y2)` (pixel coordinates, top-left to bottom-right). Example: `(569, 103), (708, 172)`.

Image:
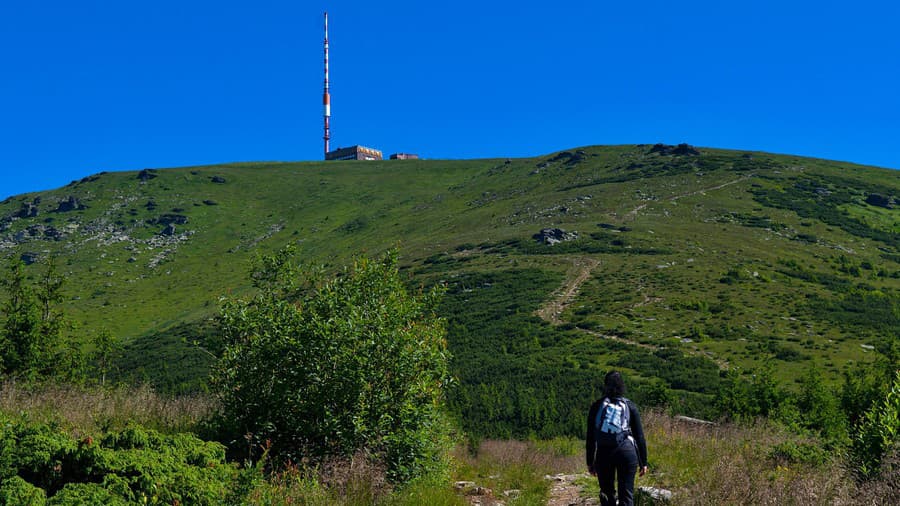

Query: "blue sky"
(2, 0), (898, 200)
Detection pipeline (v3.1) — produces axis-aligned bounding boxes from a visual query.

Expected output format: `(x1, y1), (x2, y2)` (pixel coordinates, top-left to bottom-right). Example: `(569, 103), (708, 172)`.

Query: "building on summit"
(325, 145), (383, 161)
(389, 153), (418, 160)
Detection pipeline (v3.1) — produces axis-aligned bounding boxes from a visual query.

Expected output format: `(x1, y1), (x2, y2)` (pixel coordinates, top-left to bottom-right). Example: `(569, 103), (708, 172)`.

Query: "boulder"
(533, 228), (578, 245)
(211, 176), (227, 184)
(637, 486), (673, 503)
(160, 224), (177, 236)
(467, 486), (492, 496)
(20, 252), (39, 265)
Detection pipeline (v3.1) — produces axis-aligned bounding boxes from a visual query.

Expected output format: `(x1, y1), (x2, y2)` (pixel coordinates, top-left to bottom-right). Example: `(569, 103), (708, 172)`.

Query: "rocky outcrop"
(15, 201), (39, 218)
(137, 169), (158, 181)
(533, 228), (578, 245)
(548, 149), (589, 166)
(150, 214), (189, 226)
(649, 143), (701, 156)
(55, 196), (86, 213)
(42, 226), (63, 241)
(160, 224), (177, 236)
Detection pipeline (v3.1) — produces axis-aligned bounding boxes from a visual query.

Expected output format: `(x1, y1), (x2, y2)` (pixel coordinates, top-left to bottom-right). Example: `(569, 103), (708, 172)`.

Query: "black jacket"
(586, 397), (648, 469)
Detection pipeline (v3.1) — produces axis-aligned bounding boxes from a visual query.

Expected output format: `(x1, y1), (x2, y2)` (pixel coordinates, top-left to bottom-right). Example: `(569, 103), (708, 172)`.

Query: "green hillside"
(1, 144), (897, 432)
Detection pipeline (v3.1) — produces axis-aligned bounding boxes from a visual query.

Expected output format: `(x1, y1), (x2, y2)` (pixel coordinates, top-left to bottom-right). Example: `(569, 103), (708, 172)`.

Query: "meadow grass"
(0, 379), (216, 434)
(619, 409), (872, 505)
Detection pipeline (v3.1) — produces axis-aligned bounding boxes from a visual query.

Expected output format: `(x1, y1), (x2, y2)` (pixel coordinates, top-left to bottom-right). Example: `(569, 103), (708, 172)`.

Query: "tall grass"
(637, 409), (880, 505)
(241, 438), (586, 505)
(0, 380), (216, 433)
(243, 451), (465, 506)
(452, 438), (584, 506)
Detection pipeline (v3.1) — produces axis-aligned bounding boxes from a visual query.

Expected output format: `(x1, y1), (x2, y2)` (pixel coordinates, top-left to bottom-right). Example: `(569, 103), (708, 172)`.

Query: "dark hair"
(604, 370), (626, 398)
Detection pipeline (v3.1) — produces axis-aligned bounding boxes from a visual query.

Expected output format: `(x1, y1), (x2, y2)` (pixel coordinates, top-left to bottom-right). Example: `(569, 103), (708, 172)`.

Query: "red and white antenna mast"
(323, 11), (331, 158)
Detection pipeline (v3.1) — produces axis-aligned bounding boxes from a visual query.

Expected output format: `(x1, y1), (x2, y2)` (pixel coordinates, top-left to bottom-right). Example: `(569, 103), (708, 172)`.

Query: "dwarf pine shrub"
(0, 414), (237, 504)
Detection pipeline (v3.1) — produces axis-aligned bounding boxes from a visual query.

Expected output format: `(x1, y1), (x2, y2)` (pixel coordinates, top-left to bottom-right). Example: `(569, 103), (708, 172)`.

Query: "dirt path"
(626, 176), (751, 220)
(670, 176), (749, 203)
(546, 473), (595, 506)
(532, 251), (729, 367)
(535, 257), (600, 325)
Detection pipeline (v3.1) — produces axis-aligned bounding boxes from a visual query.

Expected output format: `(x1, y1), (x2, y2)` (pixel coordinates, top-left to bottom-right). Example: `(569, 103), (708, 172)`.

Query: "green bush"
(767, 441), (830, 466)
(214, 248), (453, 483)
(0, 476), (46, 505)
(0, 414), (236, 505)
(851, 371), (900, 480)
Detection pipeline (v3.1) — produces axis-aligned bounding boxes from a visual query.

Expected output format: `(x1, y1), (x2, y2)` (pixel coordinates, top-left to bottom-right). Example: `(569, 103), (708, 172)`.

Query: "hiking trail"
(545, 473), (595, 505)
(625, 175), (751, 220)
(535, 257), (600, 325)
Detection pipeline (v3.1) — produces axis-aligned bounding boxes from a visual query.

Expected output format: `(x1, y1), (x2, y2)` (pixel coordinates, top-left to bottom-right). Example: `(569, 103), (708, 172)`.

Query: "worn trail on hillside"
(625, 175), (752, 220)
(535, 257), (600, 325)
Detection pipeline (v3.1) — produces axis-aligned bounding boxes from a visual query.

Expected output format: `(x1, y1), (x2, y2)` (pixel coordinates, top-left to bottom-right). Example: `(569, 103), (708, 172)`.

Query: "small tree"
(0, 258), (66, 379)
(0, 261), (38, 374)
(851, 371), (900, 480)
(214, 248), (452, 482)
(0, 257), (63, 378)
(92, 328), (120, 386)
(796, 366), (847, 443)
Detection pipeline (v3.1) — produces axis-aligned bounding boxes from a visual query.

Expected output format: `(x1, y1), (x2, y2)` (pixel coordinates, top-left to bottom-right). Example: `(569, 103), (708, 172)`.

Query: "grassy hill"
(1, 144), (897, 432)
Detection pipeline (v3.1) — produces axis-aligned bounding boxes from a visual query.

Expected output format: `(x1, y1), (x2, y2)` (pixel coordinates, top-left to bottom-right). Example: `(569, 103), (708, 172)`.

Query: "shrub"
(851, 371), (900, 480)
(214, 248), (453, 483)
(767, 441), (830, 466)
(0, 476), (46, 505)
(0, 414), (236, 504)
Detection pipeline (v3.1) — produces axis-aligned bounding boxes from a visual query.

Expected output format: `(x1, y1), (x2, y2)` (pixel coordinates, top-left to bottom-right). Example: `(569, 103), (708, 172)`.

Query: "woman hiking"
(586, 371), (649, 506)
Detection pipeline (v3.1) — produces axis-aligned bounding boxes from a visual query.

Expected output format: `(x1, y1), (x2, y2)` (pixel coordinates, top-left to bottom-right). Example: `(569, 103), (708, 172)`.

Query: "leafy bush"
(851, 371), (900, 480)
(214, 248), (453, 483)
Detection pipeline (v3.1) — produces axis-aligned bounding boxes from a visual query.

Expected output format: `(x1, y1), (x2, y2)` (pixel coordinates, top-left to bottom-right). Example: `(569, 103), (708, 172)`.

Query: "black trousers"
(594, 443), (638, 506)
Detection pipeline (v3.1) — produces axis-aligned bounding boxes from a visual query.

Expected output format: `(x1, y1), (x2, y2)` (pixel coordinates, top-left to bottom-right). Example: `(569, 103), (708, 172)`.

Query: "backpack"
(594, 397), (631, 447)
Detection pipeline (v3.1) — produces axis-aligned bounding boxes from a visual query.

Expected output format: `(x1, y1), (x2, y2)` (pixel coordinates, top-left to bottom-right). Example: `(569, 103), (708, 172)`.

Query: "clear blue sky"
(2, 0), (898, 200)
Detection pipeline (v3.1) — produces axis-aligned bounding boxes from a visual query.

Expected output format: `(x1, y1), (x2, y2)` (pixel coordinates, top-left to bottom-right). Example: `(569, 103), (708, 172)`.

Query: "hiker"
(586, 371), (648, 506)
